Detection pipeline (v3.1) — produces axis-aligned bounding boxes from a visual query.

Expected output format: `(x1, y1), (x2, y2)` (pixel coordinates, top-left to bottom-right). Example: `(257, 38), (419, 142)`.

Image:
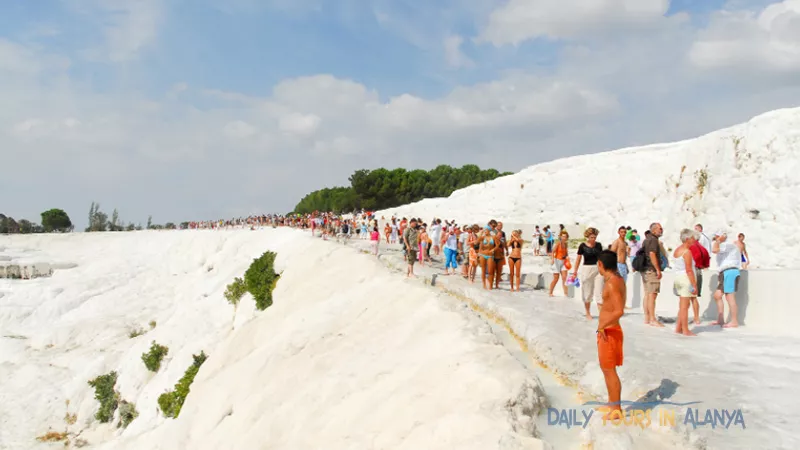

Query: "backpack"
(631, 246), (647, 272)
(694, 242), (711, 269)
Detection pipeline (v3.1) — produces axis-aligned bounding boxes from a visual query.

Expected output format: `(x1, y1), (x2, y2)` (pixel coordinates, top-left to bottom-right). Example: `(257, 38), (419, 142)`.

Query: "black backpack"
(631, 246), (647, 272)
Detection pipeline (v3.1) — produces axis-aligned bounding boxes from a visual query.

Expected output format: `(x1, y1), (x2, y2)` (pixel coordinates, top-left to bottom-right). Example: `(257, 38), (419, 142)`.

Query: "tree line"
(293, 164), (512, 214)
(0, 209), (73, 234)
(0, 203), (187, 234)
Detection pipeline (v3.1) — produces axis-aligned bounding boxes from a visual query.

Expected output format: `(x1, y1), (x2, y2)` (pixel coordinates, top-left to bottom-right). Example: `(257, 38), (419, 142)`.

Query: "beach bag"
(566, 274), (580, 287)
(631, 247), (647, 272)
(538, 236), (544, 246)
(564, 257), (572, 271)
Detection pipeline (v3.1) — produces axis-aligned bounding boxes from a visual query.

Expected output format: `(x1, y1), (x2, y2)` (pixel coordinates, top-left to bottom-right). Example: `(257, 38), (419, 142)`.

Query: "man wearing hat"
(711, 229), (744, 328)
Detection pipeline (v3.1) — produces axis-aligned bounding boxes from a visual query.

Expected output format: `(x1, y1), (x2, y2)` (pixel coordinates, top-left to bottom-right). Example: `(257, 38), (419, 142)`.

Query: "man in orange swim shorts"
(596, 250), (626, 416)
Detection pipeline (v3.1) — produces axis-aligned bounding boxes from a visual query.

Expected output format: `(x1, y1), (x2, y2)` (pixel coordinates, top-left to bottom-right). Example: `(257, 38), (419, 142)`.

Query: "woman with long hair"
(467, 225), (479, 283)
(549, 231), (570, 297)
(507, 230), (523, 292)
(478, 224), (498, 290)
(673, 229), (699, 336)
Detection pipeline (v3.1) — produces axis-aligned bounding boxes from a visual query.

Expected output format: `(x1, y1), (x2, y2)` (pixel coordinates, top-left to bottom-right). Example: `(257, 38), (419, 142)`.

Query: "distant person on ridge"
(402, 219), (419, 278)
(641, 223), (665, 327)
(738, 233), (751, 269)
(610, 226), (630, 283)
(478, 223), (498, 290)
(507, 230), (523, 292)
(533, 225), (543, 256)
(494, 222), (508, 289)
(549, 231), (570, 297)
(711, 230), (743, 328)
(443, 226), (459, 275)
(431, 219), (442, 257)
(596, 250), (625, 418)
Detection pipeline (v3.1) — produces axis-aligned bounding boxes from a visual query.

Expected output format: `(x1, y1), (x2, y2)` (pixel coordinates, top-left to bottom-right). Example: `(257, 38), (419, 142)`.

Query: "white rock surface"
(380, 107), (800, 269)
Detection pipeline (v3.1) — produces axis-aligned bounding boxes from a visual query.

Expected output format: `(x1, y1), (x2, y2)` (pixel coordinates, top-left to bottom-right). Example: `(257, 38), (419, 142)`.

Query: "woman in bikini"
(466, 225), (479, 283)
(507, 230), (523, 292)
(384, 222), (391, 244)
(418, 225), (429, 266)
(549, 231), (570, 297)
(478, 224), (498, 290)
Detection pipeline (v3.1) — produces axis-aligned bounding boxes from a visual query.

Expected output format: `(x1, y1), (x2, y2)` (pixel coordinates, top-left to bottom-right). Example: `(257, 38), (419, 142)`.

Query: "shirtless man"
(609, 226), (629, 284)
(596, 250), (626, 418)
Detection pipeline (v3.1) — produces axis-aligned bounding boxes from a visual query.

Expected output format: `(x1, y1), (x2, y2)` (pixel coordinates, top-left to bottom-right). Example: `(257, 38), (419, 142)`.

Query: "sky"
(2, 0), (800, 228)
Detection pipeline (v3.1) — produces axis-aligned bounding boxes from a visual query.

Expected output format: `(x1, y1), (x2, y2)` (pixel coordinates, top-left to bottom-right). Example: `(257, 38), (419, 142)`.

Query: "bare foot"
(682, 331), (697, 336)
(723, 322), (739, 328)
(693, 319), (701, 325)
(710, 320), (722, 326)
(585, 314), (592, 320)
(651, 321), (665, 328)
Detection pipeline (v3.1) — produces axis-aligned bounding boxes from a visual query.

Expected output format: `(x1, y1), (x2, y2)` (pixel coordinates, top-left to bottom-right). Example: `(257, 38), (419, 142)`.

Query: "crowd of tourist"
(186, 211), (750, 337)
(185, 209), (752, 420)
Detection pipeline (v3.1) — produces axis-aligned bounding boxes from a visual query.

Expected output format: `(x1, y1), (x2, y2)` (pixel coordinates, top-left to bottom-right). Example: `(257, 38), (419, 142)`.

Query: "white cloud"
(279, 113), (322, 135)
(224, 120), (257, 139)
(689, 0), (800, 73)
(477, 0), (671, 45)
(69, 0), (163, 62)
(444, 35), (474, 68)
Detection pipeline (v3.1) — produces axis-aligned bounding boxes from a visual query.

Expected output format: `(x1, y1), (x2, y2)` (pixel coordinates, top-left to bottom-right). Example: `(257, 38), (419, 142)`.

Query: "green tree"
(41, 208), (73, 232)
(19, 219), (33, 234)
(86, 203), (107, 232)
(293, 164), (511, 213)
(147, 216), (153, 229)
(110, 209), (120, 231)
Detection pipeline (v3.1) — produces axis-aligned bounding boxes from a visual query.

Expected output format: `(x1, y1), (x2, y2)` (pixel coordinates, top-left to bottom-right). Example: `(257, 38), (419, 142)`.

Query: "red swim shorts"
(597, 325), (624, 369)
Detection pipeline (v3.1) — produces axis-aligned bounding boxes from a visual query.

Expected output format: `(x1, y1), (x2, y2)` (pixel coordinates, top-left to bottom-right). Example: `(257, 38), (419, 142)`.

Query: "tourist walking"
(673, 229), (699, 336)
(711, 230), (743, 328)
(549, 231), (570, 297)
(641, 223), (665, 327)
(507, 230), (523, 292)
(573, 227), (604, 319)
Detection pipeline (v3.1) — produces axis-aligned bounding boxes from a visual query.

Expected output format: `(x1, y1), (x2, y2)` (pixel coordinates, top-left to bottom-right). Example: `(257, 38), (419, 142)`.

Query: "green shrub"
(117, 400), (138, 429)
(224, 277), (247, 306)
(141, 341), (169, 372)
(244, 251), (280, 311)
(128, 328), (146, 338)
(158, 351), (208, 418)
(87, 372), (119, 423)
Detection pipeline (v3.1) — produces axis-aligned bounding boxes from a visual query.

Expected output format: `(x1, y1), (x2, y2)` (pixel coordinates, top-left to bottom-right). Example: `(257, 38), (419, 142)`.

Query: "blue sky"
(2, 0), (800, 227)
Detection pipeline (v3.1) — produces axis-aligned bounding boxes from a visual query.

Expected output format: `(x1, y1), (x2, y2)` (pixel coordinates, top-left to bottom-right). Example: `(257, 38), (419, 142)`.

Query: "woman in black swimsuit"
(507, 230), (523, 292)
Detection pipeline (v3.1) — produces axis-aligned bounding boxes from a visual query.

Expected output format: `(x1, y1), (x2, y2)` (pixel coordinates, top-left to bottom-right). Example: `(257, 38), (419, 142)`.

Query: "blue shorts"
(717, 268), (740, 294)
(617, 263), (628, 282)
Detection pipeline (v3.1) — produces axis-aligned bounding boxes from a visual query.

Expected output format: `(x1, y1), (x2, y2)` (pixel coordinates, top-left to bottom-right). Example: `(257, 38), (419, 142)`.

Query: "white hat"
(713, 229), (728, 237)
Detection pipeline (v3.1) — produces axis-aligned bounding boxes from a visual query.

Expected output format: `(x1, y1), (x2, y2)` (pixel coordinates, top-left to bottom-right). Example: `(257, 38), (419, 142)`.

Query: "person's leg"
(723, 270), (740, 327)
(581, 266), (593, 319)
(561, 270), (569, 296)
(515, 259), (522, 291)
(549, 272), (559, 296)
(712, 289), (725, 325)
(601, 368), (622, 415)
(494, 258), (504, 288)
(681, 297), (696, 335)
(724, 294), (739, 327)
(509, 259), (516, 291)
(480, 257), (489, 289)
(487, 258), (496, 291)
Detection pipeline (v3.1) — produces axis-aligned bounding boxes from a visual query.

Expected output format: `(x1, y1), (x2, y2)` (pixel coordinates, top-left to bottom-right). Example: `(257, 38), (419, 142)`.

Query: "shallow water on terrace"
(484, 315), (585, 449)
